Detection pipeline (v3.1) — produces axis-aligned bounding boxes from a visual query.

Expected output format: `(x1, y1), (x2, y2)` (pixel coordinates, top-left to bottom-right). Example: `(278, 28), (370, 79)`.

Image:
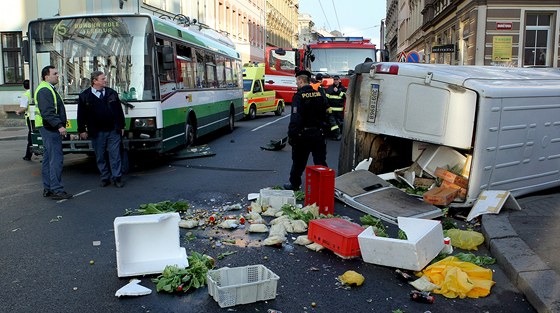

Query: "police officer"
(325, 75), (346, 140)
(283, 70), (329, 191)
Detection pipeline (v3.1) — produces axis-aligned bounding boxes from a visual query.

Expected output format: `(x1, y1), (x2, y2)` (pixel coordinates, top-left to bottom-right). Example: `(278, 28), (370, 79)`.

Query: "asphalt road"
(0, 111), (535, 313)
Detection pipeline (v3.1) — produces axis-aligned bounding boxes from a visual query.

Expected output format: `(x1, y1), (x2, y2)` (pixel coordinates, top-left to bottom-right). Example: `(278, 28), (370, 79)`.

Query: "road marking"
(56, 190), (90, 203)
(251, 114), (290, 132)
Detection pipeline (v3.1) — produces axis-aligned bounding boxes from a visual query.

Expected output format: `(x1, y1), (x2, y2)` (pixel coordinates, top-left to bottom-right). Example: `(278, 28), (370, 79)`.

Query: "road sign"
(398, 51), (407, 62)
(407, 51), (420, 63)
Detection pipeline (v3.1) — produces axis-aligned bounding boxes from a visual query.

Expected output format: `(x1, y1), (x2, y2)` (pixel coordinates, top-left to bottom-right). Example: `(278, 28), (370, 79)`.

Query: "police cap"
(295, 70), (312, 78)
(333, 75), (340, 80)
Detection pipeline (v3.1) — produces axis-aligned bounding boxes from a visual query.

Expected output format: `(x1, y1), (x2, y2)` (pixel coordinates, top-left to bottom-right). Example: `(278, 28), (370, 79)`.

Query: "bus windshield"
(310, 48), (376, 75)
(28, 16), (156, 103)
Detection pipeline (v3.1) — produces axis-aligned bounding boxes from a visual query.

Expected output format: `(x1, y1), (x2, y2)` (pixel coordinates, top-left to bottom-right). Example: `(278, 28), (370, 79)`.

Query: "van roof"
(375, 63), (560, 97)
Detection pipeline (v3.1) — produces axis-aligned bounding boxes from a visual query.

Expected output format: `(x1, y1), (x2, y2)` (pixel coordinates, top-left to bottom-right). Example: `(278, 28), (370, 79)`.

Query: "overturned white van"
(339, 63), (560, 207)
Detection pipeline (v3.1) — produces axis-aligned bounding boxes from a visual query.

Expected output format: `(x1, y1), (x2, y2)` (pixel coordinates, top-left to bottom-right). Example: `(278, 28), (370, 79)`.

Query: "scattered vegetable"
(152, 251), (214, 293)
(454, 252), (496, 265)
(125, 200), (190, 215)
(360, 215), (388, 237)
(217, 251), (238, 260)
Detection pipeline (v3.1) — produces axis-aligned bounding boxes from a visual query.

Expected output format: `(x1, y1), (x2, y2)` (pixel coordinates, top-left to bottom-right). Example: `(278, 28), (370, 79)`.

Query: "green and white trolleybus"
(26, 14), (243, 154)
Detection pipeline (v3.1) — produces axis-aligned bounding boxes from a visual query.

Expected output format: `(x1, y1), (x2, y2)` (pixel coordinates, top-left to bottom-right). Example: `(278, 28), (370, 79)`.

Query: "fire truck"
(308, 36), (377, 87)
(263, 46), (312, 104)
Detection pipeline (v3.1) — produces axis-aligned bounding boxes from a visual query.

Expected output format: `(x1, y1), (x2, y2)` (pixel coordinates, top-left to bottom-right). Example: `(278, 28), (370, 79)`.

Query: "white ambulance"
(342, 62), (560, 207)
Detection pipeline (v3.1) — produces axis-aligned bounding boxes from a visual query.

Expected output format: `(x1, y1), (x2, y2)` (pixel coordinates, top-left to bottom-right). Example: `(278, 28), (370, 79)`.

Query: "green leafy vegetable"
(281, 204), (315, 223)
(360, 215), (388, 237)
(152, 251), (215, 293)
(454, 252), (496, 265)
(217, 251), (238, 260)
(125, 200), (190, 215)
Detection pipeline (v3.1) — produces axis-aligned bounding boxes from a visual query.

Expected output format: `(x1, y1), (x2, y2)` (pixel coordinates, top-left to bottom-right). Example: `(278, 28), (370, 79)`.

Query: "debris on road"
(445, 229), (484, 250)
(115, 279), (152, 297)
(338, 270), (365, 287)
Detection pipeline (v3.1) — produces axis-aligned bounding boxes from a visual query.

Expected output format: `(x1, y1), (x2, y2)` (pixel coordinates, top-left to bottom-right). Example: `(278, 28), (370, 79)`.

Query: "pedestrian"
(34, 65), (73, 200)
(310, 73), (323, 91)
(325, 75), (346, 140)
(283, 70), (329, 191)
(77, 71), (126, 188)
(16, 79), (33, 161)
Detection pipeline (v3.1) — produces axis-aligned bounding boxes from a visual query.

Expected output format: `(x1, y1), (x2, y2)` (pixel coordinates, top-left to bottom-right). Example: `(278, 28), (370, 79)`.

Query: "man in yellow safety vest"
(34, 65), (72, 200)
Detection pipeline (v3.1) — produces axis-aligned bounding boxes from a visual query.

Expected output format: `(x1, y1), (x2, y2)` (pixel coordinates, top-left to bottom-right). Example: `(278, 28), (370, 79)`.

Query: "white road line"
(56, 190), (91, 203)
(251, 114), (291, 132)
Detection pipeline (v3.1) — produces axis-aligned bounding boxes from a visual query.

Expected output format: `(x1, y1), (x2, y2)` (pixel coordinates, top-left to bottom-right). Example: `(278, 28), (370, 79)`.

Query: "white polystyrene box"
(258, 189), (295, 209)
(416, 145), (466, 177)
(358, 217), (444, 271)
(114, 213), (188, 277)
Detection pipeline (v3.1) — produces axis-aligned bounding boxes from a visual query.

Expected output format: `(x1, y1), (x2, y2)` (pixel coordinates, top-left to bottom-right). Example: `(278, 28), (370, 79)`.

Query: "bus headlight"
(133, 117), (156, 129)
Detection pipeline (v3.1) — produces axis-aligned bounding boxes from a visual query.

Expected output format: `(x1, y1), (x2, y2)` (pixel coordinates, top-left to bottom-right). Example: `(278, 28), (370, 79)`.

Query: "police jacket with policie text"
(325, 83), (347, 107)
(288, 84), (329, 138)
(34, 81), (67, 131)
(77, 87), (125, 135)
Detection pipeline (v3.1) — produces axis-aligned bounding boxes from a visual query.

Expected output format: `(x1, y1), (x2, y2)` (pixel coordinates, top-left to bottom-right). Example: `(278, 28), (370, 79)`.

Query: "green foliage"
(398, 229), (408, 240)
(125, 200), (190, 215)
(281, 204), (315, 223)
(360, 215), (388, 237)
(454, 252), (496, 265)
(217, 251), (237, 260)
(294, 190), (305, 201)
(151, 251), (215, 293)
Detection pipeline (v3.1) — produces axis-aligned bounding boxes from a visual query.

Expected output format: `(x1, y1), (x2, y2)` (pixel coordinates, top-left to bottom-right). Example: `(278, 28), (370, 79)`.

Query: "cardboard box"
(308, 218), (364, 258)
(434, 167), (468, 189)
(441, 180), (467, 200)
(114, 213), (189, 277)
(423, 186), (458, 206)
(358, 217), (444, 271)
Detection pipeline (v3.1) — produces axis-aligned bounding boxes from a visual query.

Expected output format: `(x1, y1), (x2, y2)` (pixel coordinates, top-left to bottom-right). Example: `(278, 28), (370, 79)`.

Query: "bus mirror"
(274, 48), (286, 56)
(22, 40), (29, 63)
(309, 54), (315, 62)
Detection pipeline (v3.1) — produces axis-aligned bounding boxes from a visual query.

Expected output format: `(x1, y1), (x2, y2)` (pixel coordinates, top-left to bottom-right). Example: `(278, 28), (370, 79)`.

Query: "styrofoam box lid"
(114, 213), (189, 277)
(416, 145), (466, 177)
(259, 189), (295, 197)
(357, 217), (444, 271)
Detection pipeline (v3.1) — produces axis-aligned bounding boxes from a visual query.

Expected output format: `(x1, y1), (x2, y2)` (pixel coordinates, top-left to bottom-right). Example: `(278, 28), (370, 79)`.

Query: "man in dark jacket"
(77, 71), (126, 187)
(283, 70), (329, 191)
(325, 75), (346, 140)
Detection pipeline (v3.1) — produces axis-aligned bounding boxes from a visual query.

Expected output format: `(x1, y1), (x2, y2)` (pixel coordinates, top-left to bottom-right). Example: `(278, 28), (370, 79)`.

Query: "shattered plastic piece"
(179, 219), (198, 229)
(223, 203), (243, 211)
(290, 220), (307, 233)
(409, 276), (440, 292)
(115, 279), (152, 297)
(248, 224), (269, 233)
(248, 193), (260, 201)
(354, 157), (372, 171)
(92, 241), (101, 246)
(338, 270), (365, 286)
(294, 235), (313, 246)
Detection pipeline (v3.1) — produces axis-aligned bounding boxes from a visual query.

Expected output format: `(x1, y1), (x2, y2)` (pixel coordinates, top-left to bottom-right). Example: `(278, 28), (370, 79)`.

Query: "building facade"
(0, 0), (298, 115)
(388, 0), (559, 67)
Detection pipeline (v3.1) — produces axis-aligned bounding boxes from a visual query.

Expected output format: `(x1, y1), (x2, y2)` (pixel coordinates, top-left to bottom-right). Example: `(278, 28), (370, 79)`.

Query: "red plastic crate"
(308, 218), (364, 258)
(305, 165), (335, 215)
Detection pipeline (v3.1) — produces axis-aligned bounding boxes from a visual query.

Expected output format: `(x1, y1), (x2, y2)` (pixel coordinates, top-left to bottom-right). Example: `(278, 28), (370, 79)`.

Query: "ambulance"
(340, 62), (560, 207)
(242, 63), (285, 119)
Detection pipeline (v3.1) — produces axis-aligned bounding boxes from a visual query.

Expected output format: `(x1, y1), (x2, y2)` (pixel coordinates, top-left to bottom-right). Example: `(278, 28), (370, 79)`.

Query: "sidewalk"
(482, 189), (560, 313)
(0, 126), (28, 141)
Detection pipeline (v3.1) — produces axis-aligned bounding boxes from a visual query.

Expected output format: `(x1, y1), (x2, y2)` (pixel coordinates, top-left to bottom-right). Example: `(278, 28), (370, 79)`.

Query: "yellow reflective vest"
(33, 81), (58, 127)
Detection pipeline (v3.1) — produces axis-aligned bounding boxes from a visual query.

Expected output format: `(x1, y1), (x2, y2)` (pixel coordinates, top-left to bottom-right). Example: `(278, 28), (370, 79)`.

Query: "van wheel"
(227, 108), (235, 133)
(185, 116), (197, 147)
(274, 102), (283, 116)
(248, 105), (257, 120)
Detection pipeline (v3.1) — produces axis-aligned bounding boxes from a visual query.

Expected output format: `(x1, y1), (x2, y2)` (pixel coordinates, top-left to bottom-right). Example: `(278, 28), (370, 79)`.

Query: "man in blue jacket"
(77, 71), (126, 188)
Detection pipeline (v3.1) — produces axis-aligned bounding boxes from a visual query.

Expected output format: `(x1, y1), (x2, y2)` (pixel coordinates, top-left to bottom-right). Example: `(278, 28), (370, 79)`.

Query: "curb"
(0, 135), (27, 141)
(482, 214), (560, 313)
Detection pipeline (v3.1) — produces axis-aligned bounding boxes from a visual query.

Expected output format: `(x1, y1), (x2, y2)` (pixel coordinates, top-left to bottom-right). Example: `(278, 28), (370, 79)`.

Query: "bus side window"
(195, 49), (206, 88)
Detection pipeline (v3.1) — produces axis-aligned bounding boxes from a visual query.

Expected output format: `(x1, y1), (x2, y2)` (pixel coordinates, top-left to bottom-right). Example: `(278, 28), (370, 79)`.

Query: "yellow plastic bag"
(421, 256), (495, 298)
(446, 229), (485, 250)
(338, 270), (365, 286)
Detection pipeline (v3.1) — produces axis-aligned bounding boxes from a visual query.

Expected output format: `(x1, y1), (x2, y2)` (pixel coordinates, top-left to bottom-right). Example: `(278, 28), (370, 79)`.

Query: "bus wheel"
(185, 116), (197, 147)
(227, 108), (235, 133)
(274, 102), (283, 116)
(248, 105), (257, 120)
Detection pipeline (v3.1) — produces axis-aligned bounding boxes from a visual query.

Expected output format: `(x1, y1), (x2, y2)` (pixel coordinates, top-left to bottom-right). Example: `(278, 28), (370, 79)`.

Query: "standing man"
(16, 79), (33, 161)
(78, 71), (125, 188)
(34, 65), (72, 200)
(325, 75), (346, 140)
(283, 70), (329, 191)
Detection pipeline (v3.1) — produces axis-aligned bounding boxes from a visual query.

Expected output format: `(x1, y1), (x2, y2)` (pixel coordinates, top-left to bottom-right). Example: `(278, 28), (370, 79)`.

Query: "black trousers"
(289, 135), (327, 188)
(24, 118), (32, 158)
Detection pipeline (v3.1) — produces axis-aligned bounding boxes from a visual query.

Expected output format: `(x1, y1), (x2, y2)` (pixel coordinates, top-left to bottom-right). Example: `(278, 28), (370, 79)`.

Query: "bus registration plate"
(367, 84), (380, 123)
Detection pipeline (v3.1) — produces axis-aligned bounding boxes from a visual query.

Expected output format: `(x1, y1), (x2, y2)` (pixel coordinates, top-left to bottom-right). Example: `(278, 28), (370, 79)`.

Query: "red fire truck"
(308, 36), (377, 87)
(263, 46), (312, 104)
